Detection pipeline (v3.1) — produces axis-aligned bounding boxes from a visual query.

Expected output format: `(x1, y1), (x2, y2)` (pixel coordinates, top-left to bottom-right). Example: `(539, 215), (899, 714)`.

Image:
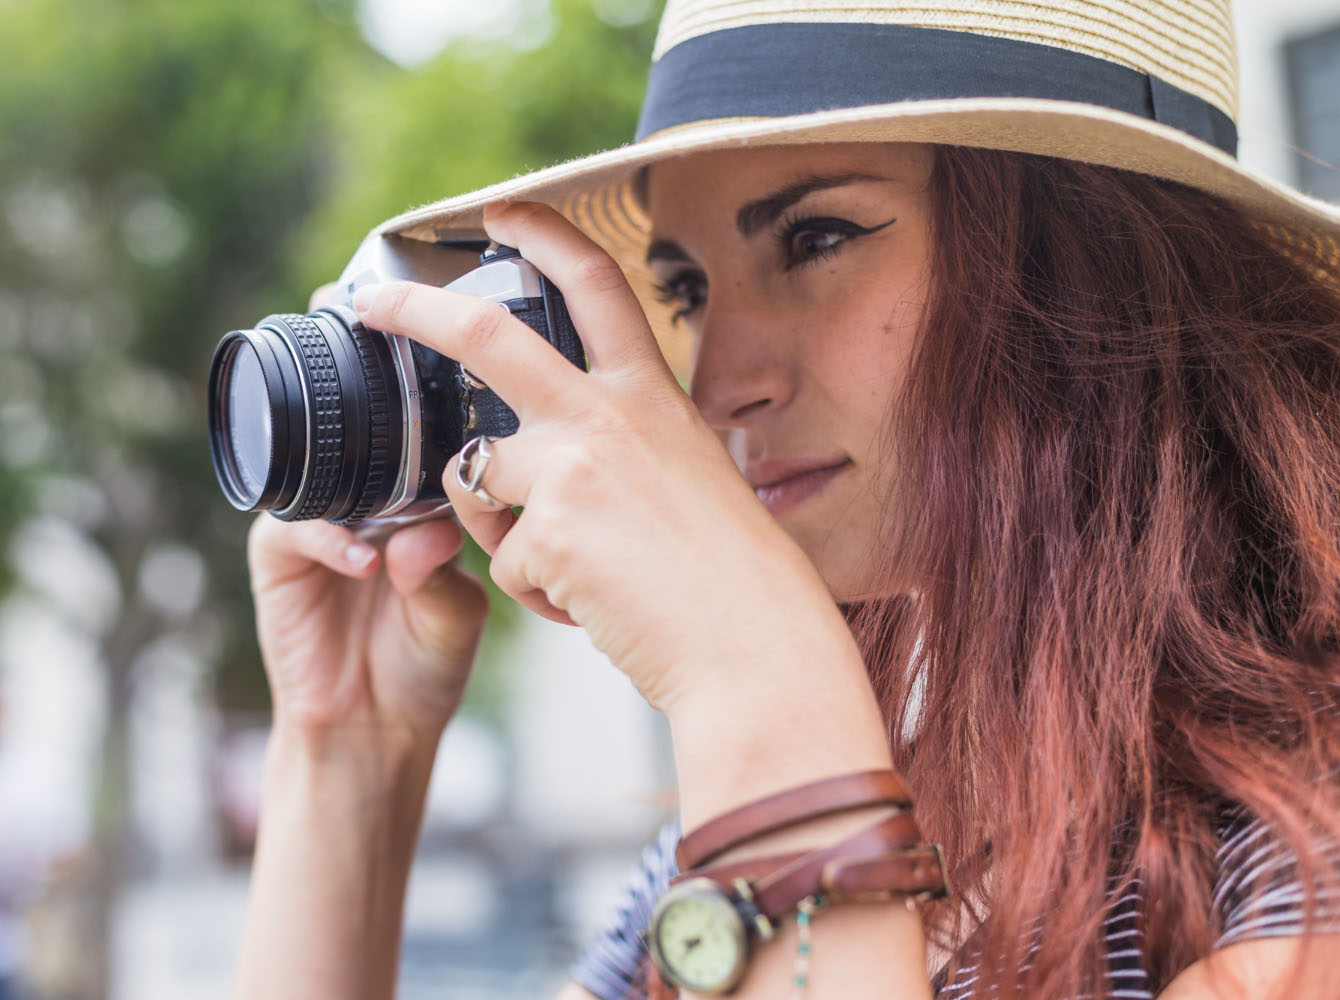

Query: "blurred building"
(1236, 0), (1340, 201)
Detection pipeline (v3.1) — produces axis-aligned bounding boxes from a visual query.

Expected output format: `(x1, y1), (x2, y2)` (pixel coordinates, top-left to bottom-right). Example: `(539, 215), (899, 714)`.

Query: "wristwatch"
(646, 812), (949, 995)
(646, 875), (757, 994)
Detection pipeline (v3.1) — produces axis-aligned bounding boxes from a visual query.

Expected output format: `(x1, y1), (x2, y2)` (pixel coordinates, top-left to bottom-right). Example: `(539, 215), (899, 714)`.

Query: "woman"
(232, 1), (1340, 998)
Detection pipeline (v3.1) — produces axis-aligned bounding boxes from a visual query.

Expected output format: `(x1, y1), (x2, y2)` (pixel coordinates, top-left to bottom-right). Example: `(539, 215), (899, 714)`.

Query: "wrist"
(664, 639), (894, 832)
(240, 719), (438, 1000)
(263, 719), (441, 834)
(269, 708), (445, 771)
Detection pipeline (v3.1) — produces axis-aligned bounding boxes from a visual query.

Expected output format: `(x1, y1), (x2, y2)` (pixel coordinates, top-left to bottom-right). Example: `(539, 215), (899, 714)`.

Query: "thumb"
(384, 518), (490, 639)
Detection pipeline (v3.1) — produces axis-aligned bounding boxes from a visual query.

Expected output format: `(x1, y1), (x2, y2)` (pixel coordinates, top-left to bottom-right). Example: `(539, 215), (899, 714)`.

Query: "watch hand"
(684, 936), (702, 951)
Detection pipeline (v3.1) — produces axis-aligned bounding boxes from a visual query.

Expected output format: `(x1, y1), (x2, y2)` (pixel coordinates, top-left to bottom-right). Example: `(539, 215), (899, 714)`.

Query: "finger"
(382, 517), (466, 597)
(442, 445), (520, 557)
(483, 202), (671, 377)
(487, 522), (578, 628)
(353, 281), (576, 420)
(508, 587), (578, 628)
(384, 518), (491, 641)
(248, 515), (379, 588)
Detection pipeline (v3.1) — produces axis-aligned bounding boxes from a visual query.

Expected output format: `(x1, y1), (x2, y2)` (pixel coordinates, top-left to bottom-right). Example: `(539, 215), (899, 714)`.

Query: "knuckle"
(518, 496), (564, 547)
(548, 443), (601, 493)
(460, 299), (505, 352)
(379, 282), (415, 326)
(527, 517), (572, 570)
(569, 251), (627, 294)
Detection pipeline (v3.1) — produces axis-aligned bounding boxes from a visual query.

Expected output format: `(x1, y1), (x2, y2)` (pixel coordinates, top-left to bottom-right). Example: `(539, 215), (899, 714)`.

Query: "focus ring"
(339, 322), (393, 525)
(285, 314), (343, 521)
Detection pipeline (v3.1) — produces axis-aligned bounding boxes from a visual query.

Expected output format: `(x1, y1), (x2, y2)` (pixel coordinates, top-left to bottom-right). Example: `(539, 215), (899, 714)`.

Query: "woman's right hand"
(246, 514), (489, 742)
(240, 282), (490, 745)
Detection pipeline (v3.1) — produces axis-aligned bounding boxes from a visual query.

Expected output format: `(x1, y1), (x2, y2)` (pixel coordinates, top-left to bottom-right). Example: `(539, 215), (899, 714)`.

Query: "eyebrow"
(645, 239), (693, 266)
(735, 172), (885, 237)
(643, 171), (888, 266)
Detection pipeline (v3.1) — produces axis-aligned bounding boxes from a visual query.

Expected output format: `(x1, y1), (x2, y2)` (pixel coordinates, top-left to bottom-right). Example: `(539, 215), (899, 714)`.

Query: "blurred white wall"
(506, 616), (674, 846)
(1235, 0), (1339, 186)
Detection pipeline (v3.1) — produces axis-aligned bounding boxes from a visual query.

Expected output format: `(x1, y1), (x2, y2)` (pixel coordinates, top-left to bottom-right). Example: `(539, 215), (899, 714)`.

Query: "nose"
(689, 301), (796, 429)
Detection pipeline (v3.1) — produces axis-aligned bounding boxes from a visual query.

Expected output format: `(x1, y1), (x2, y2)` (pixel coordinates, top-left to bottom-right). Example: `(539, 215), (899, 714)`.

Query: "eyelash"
(773, 213), (872, 270)
(650, 214), (896, 323)
(651, 272), (705, 325)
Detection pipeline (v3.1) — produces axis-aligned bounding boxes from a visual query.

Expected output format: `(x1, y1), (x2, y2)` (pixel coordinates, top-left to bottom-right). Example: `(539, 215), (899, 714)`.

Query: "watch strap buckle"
(732, 877), (777, 940)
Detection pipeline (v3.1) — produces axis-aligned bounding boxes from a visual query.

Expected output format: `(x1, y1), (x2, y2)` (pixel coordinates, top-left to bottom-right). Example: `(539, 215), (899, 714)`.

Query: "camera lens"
(222, 344), (273, 506)
(207, 310), (403, 522)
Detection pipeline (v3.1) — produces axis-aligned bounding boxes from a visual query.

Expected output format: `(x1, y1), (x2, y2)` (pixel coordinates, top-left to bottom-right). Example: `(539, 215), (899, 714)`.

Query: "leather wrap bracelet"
(675, 768), (913, 870)
(648, 769), (948, 996)
(673, 810), (949, 933)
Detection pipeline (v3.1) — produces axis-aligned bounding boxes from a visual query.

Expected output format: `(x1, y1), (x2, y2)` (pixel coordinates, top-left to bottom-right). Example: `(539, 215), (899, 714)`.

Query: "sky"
(357, 0), (657, 65)
(357, 0), (555, 66)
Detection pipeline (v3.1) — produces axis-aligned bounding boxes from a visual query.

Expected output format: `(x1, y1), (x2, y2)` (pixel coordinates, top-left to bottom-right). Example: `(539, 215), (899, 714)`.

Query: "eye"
(790, 227), (846, 261)
(651, 269), (707, 323)
(776, 215), (896, 270)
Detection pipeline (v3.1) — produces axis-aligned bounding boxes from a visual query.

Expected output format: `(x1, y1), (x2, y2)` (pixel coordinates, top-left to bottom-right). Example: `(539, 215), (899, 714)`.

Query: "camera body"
(207, 234), (586, 526)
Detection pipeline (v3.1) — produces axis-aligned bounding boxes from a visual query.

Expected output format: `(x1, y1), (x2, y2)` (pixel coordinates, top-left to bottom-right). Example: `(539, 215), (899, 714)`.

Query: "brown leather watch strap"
(674, 841), (950, 906)
(670, 851), (809, 888)
(675, 769), (913, 870)
(821, 848), (951, 902)
(748, 811), (926, 920)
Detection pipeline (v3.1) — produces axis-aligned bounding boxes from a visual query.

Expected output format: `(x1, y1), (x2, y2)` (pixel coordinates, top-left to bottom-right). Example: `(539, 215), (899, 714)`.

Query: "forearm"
(666, 636), (933, 1000)
(233, 723), (439, 1000)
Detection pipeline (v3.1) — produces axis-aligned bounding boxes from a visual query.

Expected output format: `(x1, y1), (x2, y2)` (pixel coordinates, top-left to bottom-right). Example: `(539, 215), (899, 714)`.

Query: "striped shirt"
(570, 810), (1340, 999)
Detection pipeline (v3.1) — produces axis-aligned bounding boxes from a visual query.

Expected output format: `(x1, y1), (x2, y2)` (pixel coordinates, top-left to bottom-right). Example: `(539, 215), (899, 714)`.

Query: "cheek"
(811, 287), (922, 413)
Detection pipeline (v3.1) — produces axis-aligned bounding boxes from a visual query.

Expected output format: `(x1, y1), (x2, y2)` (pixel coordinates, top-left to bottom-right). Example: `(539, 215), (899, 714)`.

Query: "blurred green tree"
(0, 0), (660, 994)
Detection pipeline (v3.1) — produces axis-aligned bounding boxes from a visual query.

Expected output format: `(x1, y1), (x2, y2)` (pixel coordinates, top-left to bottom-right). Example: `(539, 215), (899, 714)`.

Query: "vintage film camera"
(207, 235), (586, 526)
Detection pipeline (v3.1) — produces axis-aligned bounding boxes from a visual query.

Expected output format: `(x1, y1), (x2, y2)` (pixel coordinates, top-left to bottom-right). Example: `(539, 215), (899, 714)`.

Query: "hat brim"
(375, 98), (1340, 374)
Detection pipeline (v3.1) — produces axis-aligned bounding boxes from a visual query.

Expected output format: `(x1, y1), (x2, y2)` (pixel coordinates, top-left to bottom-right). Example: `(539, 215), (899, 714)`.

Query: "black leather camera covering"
(457, 274), (586, 441)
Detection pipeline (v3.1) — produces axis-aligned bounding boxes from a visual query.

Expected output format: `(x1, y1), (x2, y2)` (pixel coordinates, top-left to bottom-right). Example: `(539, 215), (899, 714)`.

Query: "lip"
(746, 457), (850, 517)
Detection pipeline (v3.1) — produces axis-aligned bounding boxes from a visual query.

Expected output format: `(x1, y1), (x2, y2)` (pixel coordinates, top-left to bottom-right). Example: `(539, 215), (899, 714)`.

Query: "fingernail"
(345, 543), (376, 570)
(352, 284), (379, 315)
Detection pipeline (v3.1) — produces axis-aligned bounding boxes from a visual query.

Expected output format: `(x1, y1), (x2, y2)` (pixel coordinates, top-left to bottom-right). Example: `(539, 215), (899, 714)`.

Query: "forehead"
(644, 142), (934, 222)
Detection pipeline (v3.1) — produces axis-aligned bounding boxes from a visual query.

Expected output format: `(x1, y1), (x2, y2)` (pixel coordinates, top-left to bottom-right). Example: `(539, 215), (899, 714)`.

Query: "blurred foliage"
(0, 0), (661, 718)
(0, 0), (663, 991)
(0, 1), (660, 989)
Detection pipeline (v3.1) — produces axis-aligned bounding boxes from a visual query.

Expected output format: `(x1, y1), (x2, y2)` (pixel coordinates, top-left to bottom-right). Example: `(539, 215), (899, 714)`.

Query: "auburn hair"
(851, 145), (1340, 997)
(635, 145), (1340, 999)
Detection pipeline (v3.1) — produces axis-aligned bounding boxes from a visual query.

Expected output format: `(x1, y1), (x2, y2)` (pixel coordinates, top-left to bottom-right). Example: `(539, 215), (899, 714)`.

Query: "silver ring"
(456, 436), (501, 507)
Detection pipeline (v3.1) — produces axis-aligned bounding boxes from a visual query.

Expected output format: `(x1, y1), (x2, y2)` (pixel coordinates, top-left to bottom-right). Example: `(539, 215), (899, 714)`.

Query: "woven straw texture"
(372, 1), (1339, 371)
(650, 0), (1238, 119)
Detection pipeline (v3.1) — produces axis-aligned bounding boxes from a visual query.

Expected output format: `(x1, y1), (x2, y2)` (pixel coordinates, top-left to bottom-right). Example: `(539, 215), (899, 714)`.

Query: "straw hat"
(373, 0), (1340, 371)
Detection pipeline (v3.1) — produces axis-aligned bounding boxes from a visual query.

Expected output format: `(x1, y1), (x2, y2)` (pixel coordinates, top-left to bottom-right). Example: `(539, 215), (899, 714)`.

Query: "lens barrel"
(207, 309), (402, 523)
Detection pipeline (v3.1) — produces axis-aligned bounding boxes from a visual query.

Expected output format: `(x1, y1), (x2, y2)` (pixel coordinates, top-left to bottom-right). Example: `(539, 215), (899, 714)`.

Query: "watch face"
(649, 879), (749, 994)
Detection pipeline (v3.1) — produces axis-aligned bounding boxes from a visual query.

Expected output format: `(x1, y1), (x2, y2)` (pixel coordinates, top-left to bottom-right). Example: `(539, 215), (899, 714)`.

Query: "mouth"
(747, 458), (851, 517)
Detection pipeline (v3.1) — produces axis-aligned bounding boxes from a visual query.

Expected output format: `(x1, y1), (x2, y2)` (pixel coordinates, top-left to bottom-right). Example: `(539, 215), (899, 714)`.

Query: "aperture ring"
(283, 314), (344, 521)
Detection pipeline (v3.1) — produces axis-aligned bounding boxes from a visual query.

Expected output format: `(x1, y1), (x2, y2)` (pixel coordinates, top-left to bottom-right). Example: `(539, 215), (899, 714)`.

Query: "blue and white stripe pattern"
(1214, 807), (1340, 947)
(570, 809), (1340, 999)
(571, 820), (682, 1000)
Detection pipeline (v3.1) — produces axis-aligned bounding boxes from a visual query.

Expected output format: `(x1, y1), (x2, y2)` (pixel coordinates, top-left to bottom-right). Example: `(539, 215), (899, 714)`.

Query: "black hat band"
(635, 22), (1238, 157)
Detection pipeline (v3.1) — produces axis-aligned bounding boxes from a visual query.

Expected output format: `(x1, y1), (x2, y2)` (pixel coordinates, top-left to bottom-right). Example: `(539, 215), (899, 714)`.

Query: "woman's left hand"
(351, 203), (856, 716)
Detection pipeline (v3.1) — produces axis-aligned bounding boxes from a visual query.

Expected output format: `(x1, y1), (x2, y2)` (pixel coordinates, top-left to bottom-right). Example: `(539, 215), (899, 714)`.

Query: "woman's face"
(645, 143), (934, 600)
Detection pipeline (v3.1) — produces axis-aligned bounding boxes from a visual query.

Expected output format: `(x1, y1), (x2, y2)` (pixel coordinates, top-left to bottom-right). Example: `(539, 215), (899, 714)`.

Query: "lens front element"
(223, 344), (273, 506)
(207, 310), (403, 522)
